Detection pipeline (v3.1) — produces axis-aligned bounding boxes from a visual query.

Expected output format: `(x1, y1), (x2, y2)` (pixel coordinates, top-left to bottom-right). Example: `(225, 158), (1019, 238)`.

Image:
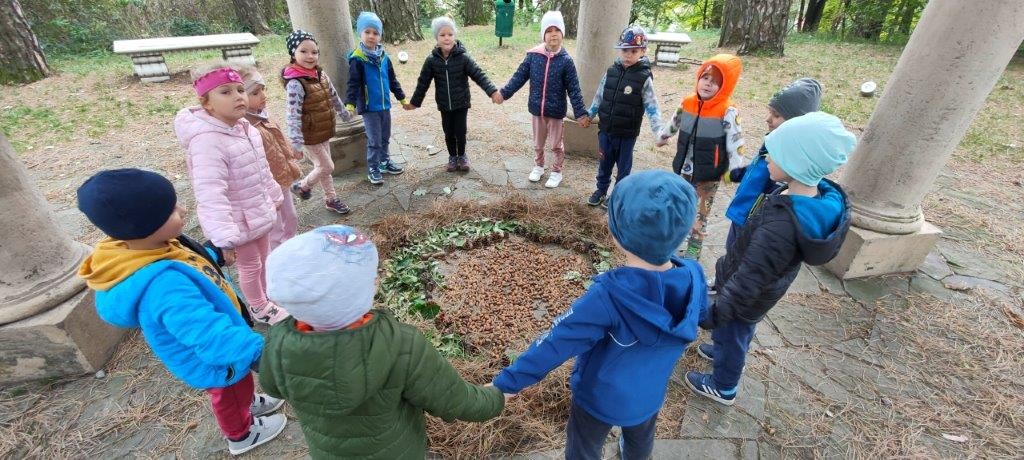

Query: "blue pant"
(595, 133), (637, 194)
(363, 110), (392, 170)
(711, 318), (758, 389)
(725, 221), (741, 249)
(565, 402), (657, 460)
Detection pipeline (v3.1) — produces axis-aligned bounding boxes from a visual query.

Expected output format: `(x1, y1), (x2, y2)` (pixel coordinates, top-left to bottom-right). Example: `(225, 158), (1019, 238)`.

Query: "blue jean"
(725, 221), (741, 249)
(595, 132), (637, 195)
(565, 401), (657, 460)
(363, 110), (392, 170)
(711, 318), (758, 389)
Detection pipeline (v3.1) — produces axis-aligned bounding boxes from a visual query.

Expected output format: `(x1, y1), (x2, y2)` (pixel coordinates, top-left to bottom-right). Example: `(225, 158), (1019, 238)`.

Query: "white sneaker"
(250, 393), (284, 417)
(528, 166), (545, 182)
(227, 414), (287, 455)
(545, 172), (563, 188)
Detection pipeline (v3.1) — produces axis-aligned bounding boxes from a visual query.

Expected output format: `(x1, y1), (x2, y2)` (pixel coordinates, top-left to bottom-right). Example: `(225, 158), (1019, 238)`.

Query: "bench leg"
(223, 47), (256, 66)
(130, 53), (170, 83)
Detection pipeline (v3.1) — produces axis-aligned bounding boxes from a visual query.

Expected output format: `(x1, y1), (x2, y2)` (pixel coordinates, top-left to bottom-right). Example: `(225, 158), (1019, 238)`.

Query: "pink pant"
(532, 116), (566, 172)
(299, 141), (336, 201)
(268, 185), (298, 250)
(235, 234), (270, 314)
(207, 372), (254, 439)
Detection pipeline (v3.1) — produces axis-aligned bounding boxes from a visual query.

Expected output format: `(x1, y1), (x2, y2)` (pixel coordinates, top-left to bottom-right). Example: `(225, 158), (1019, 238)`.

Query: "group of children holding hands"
(74, 9), (858, 459)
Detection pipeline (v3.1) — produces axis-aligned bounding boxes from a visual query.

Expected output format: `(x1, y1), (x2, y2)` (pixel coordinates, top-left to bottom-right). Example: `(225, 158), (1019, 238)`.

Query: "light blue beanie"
(356, 12), (383, 36)
(765, 111), (857, 186)
(607, 170), (698, 265)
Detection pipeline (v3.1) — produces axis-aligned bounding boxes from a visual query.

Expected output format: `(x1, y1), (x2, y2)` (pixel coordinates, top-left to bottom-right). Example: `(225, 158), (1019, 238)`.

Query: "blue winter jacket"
(725, 144), (781, 226)
(500, 44), (588, 120)
(347, 46), (407, 114)
(86, 247), (263, 389)
(494, 256), (708, 426)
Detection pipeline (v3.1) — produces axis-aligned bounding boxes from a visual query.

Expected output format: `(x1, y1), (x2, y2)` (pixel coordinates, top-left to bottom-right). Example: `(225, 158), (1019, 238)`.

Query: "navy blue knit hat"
(607, 170), (697, 265)
(77, 169), (177, 240)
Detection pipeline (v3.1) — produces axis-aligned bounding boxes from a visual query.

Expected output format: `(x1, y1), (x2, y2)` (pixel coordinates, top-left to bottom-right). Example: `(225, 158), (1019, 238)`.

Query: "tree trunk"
(850, 0), (893, 40)
(350, 0), (422, 42)
(462, 0), (491, 26)
(708, 0), (724, 28)
(801, 0), (826, 32)
(736, 0), (791, 56)
(897, 0), (920, 36)
(231, 0), (272, 35)
(718, 0), (748, 47)
(0, 0), (48, 84)
(797, 0), (805, 30)
(547, 0), (579, 38)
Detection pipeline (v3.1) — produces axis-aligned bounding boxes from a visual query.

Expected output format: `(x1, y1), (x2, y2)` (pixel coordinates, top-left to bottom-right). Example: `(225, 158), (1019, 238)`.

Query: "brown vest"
(246, 115), (302, 188)
(298, 77), (337, 145)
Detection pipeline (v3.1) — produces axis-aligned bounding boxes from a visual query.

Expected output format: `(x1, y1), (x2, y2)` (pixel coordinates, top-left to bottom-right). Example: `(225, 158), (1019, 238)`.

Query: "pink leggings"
(532, 115), (566, 172)
(299, 141), (336, 201)
(235, 234), (270, 314)
(269, 185), (298, 250)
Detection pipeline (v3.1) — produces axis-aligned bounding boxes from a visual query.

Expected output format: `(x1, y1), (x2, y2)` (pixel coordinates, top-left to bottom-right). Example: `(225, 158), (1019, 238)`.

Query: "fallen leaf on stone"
(443, 186), (453, 195)
(941, 433), (968, 443)
(825, 410), (834, 417)
(413, 188), (427, 196)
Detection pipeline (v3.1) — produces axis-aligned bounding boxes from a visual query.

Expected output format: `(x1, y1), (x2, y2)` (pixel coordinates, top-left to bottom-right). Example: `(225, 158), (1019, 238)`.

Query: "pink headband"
(193, 68), (244, 97)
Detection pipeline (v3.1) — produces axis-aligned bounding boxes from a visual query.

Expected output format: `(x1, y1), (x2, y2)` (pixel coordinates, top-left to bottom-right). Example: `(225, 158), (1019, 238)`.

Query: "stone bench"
(647, 32), (692, 66)
(113, 33), (260, 83)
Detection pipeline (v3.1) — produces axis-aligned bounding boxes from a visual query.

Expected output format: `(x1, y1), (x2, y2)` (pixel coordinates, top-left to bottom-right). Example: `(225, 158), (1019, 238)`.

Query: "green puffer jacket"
(259, 309), (504, 459)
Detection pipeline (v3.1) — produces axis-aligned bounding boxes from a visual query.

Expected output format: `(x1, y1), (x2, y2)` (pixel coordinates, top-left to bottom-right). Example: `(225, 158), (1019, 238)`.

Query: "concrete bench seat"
(113, 33), (260, 83)
(647, 32), (692, 66)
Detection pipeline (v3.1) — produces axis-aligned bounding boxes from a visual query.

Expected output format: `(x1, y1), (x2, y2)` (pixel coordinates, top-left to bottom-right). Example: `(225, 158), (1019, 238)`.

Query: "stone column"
(287, 0), (368, 175)
(0, 133), (125, 384)
(562, 1), (633, 156)
(825, 0), (1024, 279)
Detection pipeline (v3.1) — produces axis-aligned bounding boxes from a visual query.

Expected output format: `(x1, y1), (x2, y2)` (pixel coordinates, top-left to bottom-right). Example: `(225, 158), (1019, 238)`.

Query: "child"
(346, 12), (411, 185)
(584, 25), (665, 207)
(656, 54), (745, 259)
(723, 78), (822, 248)
(499, 10), (590, 188)
(76, 169), (286, 456)
(235, 64), (303, 247)
(259, 225), (505, 459)
(174, 64), (288, 325)
(684, 112), (856, 406)
(493, 170), (706, 459)
(282, 30), (353, 214)
(408, 16), (501, 172)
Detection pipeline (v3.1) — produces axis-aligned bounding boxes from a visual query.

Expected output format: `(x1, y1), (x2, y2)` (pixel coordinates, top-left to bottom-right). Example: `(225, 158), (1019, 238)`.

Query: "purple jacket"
(500, 44), (587, 120)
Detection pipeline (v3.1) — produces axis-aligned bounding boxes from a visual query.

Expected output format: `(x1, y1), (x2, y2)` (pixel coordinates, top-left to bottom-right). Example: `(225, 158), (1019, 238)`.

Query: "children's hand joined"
(402, 103), (415, 111)
(655, 136), (669, 147)
(578, 115), (591, 129)
(491, 92), (504, 104)
(222, 248), (236, 267)
(485, 383), (515, 401)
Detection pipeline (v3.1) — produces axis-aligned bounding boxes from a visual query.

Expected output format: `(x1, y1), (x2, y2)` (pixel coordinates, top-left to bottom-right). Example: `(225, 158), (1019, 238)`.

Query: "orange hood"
(681, 54), (742, 118)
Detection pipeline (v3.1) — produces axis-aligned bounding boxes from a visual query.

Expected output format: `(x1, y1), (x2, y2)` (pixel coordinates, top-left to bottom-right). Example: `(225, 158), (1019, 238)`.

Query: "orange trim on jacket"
(295, 313), (375, 333)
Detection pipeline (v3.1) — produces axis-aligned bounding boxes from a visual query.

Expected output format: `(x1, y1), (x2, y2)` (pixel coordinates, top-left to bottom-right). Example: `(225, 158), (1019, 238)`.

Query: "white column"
(826, 0), (1024, 278)
(562, 1), (633, 156)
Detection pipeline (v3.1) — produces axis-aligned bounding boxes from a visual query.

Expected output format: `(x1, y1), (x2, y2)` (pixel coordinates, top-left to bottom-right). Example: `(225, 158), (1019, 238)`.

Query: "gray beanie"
(768, 78), (822, 120)
(431, 16), (457, 38)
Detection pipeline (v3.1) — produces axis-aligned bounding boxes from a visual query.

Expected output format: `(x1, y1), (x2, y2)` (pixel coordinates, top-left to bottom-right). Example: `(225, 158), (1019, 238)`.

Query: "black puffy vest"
(597, 60), (652, 138)
(672, 104), (729, 183)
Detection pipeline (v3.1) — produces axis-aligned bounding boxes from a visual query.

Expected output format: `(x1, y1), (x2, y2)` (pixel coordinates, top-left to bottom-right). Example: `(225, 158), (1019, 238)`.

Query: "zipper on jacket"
(714, 145), (720, 167)
(540, 54), (553, 117)
(378, 59), (386, 110)
(444, 58), (453, 110)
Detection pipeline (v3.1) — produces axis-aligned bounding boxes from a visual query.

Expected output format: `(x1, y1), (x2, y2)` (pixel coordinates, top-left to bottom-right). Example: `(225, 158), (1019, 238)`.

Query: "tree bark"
(718, 0), (748, 47)
(702, 0), (710, 28)
(897, 0), (920, 36)
(547, 0), (579, 38)
(797, 0), (805, 30)
(736, 0), (791, 56)
(0, 0), (48, 84)
(801, 0), (826, 32)
(462, 0), (491, 26)
(231, 0), (272, 35)
(349, 0), (422, 42)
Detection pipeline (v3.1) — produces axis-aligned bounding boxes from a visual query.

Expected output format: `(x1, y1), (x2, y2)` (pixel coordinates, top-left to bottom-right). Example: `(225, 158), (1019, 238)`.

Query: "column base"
(825, 221), (942, 279)
(0, 289), (127, 385)
(562, 119), (599, 157)
(329, 120), (368, 176)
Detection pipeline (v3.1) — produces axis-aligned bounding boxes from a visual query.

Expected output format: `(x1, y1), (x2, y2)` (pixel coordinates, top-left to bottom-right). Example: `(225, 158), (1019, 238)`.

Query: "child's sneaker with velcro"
(227, 414), (287, 455)
(250, 393), (284, 417)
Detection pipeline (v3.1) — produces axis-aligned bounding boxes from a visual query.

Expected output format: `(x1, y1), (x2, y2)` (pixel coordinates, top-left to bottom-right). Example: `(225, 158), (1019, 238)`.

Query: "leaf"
(412, 188), (427, 196)
(563, 270), (582, 281)
(941, 434), (968, 443)
(442, 186), (453, 195)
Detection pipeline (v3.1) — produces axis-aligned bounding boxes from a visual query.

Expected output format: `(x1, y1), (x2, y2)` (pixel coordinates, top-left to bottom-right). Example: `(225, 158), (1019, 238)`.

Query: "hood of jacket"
(527, 43), (566, 58)
(775, 178), (851, 266)
(682, 54), (742, 117)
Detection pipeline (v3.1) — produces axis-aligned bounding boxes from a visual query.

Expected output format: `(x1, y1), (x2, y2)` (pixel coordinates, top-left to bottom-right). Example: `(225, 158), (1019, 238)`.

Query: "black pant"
(439, 108), (468, 158)
(565, 402), (657, 460)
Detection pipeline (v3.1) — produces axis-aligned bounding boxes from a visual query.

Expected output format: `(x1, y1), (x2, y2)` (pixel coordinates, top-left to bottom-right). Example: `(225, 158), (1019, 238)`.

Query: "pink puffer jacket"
(174, 107), (284, 249)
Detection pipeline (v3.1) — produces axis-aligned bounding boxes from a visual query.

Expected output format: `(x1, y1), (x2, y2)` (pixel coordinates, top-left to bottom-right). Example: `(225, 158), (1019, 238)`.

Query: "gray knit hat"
(431, 16), (457, 38)
(768, 78), (822, 120)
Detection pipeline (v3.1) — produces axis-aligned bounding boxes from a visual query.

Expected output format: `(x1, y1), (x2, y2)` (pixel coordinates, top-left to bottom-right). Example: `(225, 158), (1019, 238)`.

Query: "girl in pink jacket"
(174, 64), (288, 325)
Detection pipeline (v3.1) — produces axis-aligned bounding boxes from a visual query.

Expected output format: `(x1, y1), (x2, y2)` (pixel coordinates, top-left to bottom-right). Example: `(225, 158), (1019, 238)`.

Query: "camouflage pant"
(683, 177), (719, 259)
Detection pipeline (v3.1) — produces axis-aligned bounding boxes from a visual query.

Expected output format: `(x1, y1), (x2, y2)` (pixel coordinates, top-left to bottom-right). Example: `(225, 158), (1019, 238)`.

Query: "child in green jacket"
(259, 225), (504, 459)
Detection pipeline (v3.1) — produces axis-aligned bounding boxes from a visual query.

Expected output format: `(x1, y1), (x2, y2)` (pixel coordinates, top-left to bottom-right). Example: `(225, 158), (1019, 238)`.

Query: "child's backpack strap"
(176, 234), (255, 327)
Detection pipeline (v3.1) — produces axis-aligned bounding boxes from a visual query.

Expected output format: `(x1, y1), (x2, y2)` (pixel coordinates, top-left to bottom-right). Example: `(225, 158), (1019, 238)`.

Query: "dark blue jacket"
(725, 144), (781, 226)
(494, 257), (708, 426)
(346, 46), (406, 113)
(500, 44), (587, 120)
(711, 179), (850, 327)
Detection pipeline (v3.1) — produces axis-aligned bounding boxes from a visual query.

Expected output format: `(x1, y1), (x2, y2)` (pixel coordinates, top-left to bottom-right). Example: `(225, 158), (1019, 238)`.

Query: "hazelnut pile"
(433, 237), (592, 367)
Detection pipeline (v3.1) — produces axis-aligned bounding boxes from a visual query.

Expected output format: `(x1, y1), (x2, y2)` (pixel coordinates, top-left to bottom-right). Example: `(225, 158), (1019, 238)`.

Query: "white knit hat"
(266, 225), (378, 330)
(431, 16), (457, 38)
(540, 11), (566, 41)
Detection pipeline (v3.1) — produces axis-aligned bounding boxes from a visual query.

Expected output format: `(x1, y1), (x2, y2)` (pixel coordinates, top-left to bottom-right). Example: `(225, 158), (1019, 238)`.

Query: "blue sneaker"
(696, 343), (715, 362)
(290, 181), (311, 200)
(684, 371), (736, 406)
(367, 168), (383, 185)
(380, 159), (404, 175)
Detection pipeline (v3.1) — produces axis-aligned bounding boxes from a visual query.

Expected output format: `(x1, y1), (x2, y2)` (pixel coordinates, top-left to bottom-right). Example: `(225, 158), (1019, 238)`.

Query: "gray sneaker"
(227, 414), (287, 455)
(250, 393), (284, 417)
